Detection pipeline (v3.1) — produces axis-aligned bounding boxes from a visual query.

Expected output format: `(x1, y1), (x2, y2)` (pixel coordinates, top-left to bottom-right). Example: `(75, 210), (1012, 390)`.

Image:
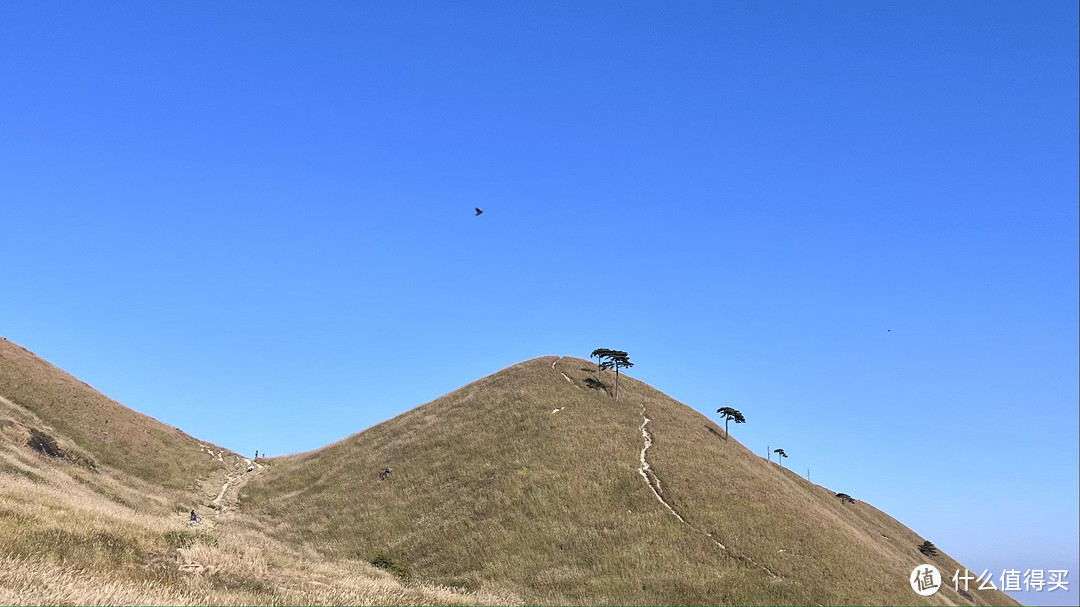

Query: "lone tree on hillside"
(590, 348), (616, 380)
(836, 492), (856, 505)
(590, 348), (633, 400)
(773, 448), (788, 467)
(610, 351), (633, 400)
(918, 540), (938, 557)
(716, 407), (746, 440)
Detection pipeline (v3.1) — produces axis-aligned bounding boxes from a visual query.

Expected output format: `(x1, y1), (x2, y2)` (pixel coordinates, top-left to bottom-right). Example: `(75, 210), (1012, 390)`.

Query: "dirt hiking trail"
(193, 445), (264, 518)
(549, 355), (779, 578)
(636, 405), (781, 579)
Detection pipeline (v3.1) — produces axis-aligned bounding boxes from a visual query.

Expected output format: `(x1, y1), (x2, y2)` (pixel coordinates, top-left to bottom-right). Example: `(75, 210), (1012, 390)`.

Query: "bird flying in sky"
(475, 207), (483, 216)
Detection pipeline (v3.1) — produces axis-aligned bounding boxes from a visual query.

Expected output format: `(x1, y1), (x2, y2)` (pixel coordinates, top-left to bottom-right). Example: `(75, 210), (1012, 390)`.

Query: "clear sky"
(2, 2), (1076, 604)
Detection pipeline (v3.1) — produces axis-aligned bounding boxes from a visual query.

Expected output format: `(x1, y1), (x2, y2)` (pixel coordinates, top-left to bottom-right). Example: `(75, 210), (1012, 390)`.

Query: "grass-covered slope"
(0, 424), (512, 606)
(245, 355), (705, 603)
(0, 336), (227, 489)
(0, 337), (508, 606)
(243, 356), (1019, 606)
(0, 337), (1020, 605)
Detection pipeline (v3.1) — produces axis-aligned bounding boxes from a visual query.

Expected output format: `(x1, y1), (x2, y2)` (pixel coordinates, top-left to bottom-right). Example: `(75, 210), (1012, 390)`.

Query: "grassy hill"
(0, 336), (231, 489)
(0, 337), (508, 606)
(242, 355), (1020, 606)
(1, 337), (1021, 605)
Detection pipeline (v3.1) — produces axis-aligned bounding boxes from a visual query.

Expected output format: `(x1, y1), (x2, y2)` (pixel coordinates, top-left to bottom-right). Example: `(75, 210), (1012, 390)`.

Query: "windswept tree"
(588, 349), (634, 399)
(918, 540), (938, 557)
(773, 448), (788, 467)
(716, 407), (746, 440)
(609, 351), (633, 400)
(590, 348), (616, 380)
(836, 492), (855, 505)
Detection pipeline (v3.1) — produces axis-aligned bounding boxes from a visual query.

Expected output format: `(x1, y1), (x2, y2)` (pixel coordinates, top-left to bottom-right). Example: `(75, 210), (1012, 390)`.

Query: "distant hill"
(242, 355), (1020, 606)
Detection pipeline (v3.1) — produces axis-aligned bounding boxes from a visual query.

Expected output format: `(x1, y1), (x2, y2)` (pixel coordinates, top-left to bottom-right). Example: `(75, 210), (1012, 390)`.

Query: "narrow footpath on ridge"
(636, 403), (782, 579)
(549, 355), (780, 579)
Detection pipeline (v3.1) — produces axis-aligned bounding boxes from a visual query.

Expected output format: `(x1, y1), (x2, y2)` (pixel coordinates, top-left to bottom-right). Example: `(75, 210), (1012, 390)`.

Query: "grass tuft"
(370, 553), (411, 580)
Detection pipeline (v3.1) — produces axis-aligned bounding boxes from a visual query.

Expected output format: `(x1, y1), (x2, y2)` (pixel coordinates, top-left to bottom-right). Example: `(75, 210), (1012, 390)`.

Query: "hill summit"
(242, 355), (1018, 606)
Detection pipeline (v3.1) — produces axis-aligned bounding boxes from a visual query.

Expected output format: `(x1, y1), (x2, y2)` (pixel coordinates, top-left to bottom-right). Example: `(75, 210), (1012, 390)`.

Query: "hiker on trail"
(247, 465), (254, 472)
(254, 450), (258, 459)
(189, 509), (198, 522)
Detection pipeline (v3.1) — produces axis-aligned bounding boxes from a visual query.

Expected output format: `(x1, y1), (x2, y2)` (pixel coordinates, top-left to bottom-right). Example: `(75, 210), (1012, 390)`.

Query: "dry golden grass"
(2, 337), (1021, 605)
(0, 337), (232, 489)
(629, 372), (1018, 606)
(244, 356), (1022, 606)
(0, 444), (518, 606)
(1, 337), (517, 606)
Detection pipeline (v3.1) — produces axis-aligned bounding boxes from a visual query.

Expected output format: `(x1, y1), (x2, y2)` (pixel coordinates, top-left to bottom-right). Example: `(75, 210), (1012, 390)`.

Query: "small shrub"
(918, 540), (938, 556)
(370, 553), (410, 580)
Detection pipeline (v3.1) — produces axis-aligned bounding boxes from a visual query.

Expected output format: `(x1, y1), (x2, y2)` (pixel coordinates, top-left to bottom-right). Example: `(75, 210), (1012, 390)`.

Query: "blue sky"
(2, 2), (1076, 604)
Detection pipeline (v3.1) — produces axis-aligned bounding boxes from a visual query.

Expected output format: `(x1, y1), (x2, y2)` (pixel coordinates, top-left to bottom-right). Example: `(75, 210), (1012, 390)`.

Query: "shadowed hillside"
(243, 356), (1020, 606)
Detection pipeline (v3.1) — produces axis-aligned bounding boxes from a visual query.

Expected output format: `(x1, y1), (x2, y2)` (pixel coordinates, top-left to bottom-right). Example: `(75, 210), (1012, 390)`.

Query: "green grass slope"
(243, 356), (1020, 606)
(0, 336), (230, 490)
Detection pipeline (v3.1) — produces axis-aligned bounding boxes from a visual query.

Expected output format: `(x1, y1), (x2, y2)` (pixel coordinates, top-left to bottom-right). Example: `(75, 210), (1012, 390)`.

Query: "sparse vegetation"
(836, 492), (856, 505)
(716, 407), (746, 439)
(919, 540), (939, 556)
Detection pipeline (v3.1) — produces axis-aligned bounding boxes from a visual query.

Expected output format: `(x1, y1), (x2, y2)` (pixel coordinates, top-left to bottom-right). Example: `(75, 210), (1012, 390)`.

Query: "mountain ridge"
(0, 338), (1021, 605)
